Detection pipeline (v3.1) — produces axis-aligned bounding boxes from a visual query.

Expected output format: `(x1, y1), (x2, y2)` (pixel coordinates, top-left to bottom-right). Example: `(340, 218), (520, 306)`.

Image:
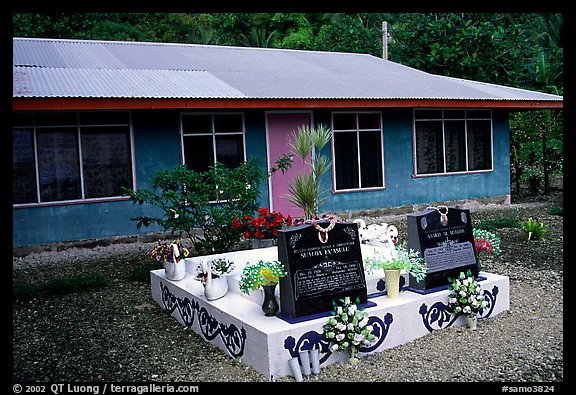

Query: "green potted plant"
(238, 260), (287, 316)
(447, 270), (488, 329)
(364, 244), (427, 298)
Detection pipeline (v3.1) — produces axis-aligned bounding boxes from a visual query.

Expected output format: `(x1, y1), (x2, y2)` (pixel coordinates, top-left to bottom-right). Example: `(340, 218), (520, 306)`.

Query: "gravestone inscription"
(277, 220), (367, 318)
(407, 206), (478, 291)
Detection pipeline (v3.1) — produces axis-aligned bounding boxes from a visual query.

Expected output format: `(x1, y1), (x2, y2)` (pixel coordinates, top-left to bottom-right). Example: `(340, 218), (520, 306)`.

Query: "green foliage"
(13, 272), (109, 299)
(129, 262), (163, 283)
(548, 206), (563, 217)
(510, 110), (563, 195)
(364, 244), (427, 282)
(123, 158), (266, 254)
(238, 260), (287, 294)
(522, 217), (548, 241)
(474, 217), (522, 232)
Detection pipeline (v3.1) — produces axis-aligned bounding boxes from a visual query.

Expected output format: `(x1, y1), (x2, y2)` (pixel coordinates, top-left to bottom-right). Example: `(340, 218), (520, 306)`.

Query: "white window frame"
(331, 111), (386, 192)
(412, 109), (494, 177)
(12, 110), (135, 208)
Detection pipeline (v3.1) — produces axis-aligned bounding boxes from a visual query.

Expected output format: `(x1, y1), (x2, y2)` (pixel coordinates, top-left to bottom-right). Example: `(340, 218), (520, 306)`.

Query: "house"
(12, 37), (563, 247)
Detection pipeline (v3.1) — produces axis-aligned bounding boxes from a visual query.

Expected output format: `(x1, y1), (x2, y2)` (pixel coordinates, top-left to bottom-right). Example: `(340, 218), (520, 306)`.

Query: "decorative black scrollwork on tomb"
(159, 282), (246, 358)
(283, 312), (393, 363)
(419, 285), (500, 333)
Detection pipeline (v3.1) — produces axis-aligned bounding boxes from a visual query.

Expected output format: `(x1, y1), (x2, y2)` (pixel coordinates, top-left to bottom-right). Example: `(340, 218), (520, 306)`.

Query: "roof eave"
(12, 97), (564, 111)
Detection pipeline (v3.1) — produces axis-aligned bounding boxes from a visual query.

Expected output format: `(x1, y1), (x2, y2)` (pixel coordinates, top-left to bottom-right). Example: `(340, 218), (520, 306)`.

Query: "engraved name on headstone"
(407, 206), (478, 291)
(277, 220), (367, 318)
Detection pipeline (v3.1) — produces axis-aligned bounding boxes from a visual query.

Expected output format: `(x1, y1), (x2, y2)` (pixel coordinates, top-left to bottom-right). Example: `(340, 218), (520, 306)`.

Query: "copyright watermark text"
(13, 384), (199, 395)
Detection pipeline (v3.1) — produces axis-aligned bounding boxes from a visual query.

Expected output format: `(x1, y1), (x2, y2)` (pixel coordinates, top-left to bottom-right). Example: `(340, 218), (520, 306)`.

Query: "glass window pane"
(183, 135), (213, 172)
(359, 130), (383, 187)
(214, 114), (243, 133)
(358, 113), (380, 130)
(13, 129), (37, 204)
(35, 112), (78, 126)
(333, 132), (359, 190)
(182, 114), (212, 134)
(81, 126), (133, 198)
(332, 113), (357, 130)
(415, 110), (442, 120)
(215, 135), (244, 168)
(36, 128), (81, 202)
(466, 110), (491, 119)
(80, 112), (129, 125)
(415, 121), (444, 174)
(444, 110), (465, 120)
(13, 112), (34, 127)
(467, 120), (492, 170)
(444, 120), (466, 172)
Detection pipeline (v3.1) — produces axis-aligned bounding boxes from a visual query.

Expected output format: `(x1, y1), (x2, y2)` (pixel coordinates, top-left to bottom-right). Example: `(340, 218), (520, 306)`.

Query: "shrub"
(124, 158), (267, 254)
(522, 217), (548, 240)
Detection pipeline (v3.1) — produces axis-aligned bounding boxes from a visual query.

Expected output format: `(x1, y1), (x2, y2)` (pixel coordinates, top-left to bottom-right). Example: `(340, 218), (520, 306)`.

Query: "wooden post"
(382, 21), (388, 60)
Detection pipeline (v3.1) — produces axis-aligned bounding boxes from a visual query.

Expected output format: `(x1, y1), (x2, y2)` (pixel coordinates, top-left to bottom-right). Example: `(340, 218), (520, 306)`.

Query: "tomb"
(407, 206), (478, 292)
(150, 244), (509, 380)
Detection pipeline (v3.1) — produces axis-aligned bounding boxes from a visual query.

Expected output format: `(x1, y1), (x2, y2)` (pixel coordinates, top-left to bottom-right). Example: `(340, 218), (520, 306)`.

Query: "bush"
(522, 217), (548, 241)
(474, 217), (522, 232)
(124, 158), (267, 254)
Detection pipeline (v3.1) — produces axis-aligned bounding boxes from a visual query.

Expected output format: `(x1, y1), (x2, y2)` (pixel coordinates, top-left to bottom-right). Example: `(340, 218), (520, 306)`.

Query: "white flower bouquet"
(447, 270), (488, 318)
(323, 296), (377, 365)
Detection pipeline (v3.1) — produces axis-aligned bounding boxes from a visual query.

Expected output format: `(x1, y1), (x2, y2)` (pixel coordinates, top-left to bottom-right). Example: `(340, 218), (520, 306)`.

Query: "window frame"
(331, 111), (386, 193)
(12, 111), (135, 208)
(179, 112), (247, 172)
(412, 109), (494, 177)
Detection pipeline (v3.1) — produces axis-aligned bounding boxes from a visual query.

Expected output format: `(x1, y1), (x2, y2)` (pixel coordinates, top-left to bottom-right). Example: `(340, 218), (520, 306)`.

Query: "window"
(414, 109), (492, 176)
(181, 113), (245, 172)
(12, 111), (133, 205)
(332, 112), (384, 191)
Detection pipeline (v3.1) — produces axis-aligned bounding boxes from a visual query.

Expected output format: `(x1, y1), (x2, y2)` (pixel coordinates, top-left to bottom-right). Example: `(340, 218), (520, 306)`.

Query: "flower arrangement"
(238, 260), (287, 294)
(447, 270), (487, 318)
(473, 228), (501, 255)
(148, 240), (189, 263)
(364, 243), (427, 282)
(195, 258), (235, 282)
(323, 296), (377, 365)
(233, 208), (292, 240)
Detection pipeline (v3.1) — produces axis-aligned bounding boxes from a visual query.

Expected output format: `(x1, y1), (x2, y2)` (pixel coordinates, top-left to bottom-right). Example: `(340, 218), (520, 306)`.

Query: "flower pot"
(204, 275), (229, 301)
(465, 315), (478, 330)
(164, 259), (186, 281)
(261, 283), (279, 316)
(251, 238), (274, 249)
(384, 269), (401, 298)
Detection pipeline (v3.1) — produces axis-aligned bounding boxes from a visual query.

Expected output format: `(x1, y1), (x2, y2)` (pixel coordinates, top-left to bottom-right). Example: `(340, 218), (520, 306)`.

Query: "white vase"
(164, 259), (186, 281)
(204, 274), (229, 301)
(465, 315), (478, 330)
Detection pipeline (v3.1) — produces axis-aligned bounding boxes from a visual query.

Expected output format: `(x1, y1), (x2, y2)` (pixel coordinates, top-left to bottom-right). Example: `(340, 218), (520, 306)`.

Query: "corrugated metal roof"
(13, 37), (563, 102)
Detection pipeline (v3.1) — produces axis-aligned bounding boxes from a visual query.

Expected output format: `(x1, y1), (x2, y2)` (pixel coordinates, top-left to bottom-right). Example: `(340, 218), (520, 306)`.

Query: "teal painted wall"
(12, 108), (510, 246)
(322, 109), (510, 212)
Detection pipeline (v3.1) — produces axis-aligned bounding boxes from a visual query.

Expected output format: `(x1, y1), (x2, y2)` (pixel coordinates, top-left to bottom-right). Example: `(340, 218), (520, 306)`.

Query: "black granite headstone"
(277, 221), (367, 318)
(407, 206), (478, 291)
